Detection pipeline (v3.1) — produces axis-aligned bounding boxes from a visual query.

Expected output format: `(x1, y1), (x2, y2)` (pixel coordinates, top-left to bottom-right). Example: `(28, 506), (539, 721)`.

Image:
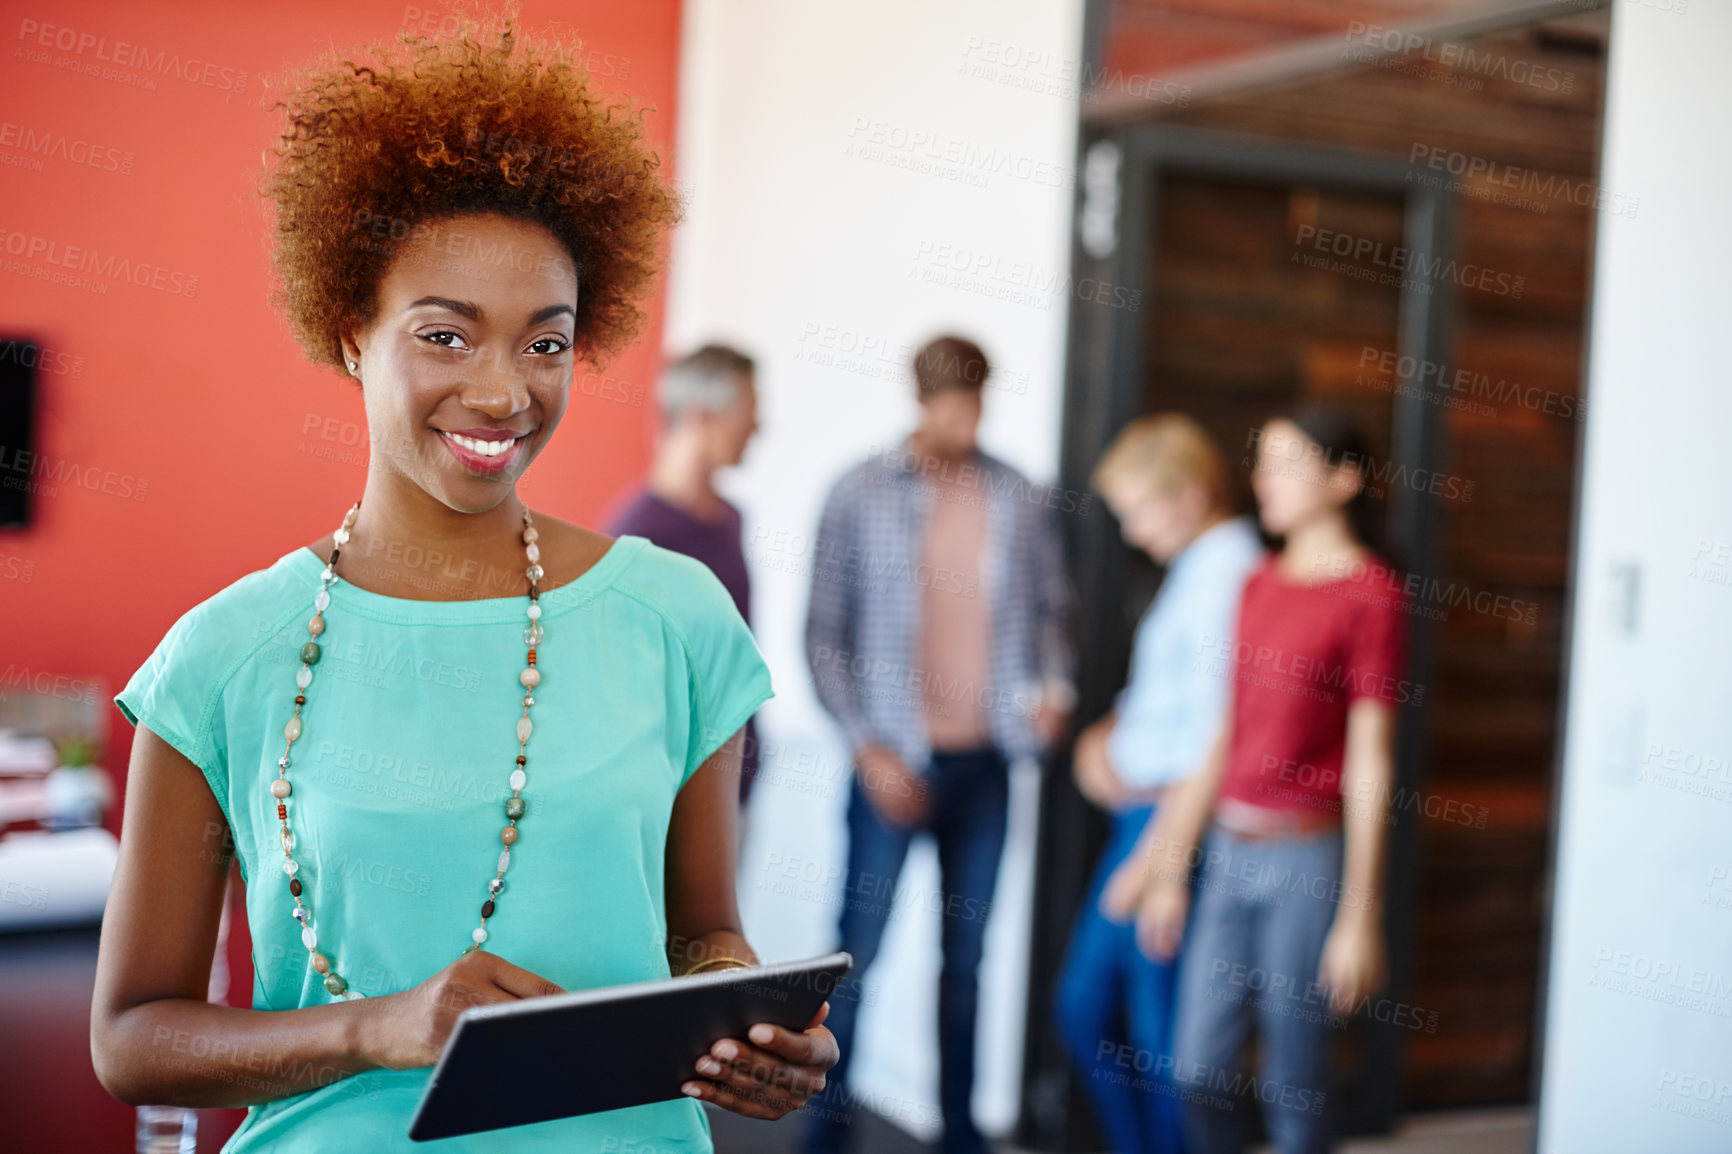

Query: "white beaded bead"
(510, 769), (526, 791)
(284, 717), (302, 742)
(525, 543), (541, 563)
(301, 925), (318, 950)
(271, 778), (292, 799)
(282, 858), (299, 875)
(516, 718), (533, 743)
(520, 668), (540, 689)
(473, 927), (488, 944)
(315, 589), (330, 612)
(527, 603), (541, 620)
(333, 528), (350, 545)
(296, 665), (313, 689)
(498, 849), (511, 873)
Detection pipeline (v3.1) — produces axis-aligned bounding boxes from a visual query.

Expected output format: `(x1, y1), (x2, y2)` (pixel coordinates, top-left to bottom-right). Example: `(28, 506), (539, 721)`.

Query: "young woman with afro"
(90, 9), (836, 1151)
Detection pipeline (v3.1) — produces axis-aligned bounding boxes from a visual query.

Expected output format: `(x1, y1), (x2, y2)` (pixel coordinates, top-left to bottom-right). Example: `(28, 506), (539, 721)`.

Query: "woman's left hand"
(682, 1001), (840, 1120)
(1317, 913), (1386, 1015)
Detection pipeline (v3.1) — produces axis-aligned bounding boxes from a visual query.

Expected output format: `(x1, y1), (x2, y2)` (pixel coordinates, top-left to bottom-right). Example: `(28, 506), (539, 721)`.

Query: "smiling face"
(338, 212), (580, 514)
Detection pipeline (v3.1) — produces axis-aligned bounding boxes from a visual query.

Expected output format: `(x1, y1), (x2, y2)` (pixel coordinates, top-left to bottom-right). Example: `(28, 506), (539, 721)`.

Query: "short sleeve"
(673, 561), (776, 789)
(114, 601), (234, 826)
(1346, 576), (1410, 706)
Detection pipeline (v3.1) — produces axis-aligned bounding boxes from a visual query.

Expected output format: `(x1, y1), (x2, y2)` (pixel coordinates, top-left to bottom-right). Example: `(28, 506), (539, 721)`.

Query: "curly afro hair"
(258, 4), (682, 374)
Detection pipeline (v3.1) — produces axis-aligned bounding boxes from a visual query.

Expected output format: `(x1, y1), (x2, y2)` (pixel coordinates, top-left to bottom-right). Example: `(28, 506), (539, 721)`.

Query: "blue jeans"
(800, 745), (1010, 1154)
(1054, 802), (1188, 1154)
(1171, 826), (1345, 1154)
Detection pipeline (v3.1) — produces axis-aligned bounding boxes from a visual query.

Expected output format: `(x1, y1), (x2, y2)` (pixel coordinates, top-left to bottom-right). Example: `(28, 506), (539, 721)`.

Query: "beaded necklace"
(270, 499), (546, 1001)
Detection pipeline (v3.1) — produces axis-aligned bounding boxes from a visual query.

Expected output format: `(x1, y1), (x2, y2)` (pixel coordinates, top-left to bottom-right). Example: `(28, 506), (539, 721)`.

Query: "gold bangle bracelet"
(684, 955), (752, 976)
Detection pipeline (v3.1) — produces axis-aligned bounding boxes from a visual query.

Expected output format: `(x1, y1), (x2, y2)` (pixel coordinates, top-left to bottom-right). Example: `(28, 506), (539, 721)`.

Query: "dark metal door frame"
(1018, 121), (1457, 1148)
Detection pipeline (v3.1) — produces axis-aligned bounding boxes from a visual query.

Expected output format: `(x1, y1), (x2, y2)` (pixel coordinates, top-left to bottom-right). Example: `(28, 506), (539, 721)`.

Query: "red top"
(1213, 553), (1412, 815)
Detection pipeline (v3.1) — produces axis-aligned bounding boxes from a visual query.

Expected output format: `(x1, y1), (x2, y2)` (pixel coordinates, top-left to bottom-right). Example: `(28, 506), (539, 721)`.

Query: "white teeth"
(445, 432), (518, 458)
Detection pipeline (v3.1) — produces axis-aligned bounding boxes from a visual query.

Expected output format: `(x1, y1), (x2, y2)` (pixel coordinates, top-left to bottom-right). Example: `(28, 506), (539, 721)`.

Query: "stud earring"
(347, 360), (358, 372)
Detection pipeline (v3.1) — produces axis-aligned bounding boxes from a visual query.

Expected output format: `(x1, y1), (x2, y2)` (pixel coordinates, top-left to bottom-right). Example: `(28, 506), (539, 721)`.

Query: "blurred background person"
(801, 334), (1076, 1154)
(608, 344), (764, 810)
(1058, 414), (1264, 1153)
(1120, 406), (1408, 1154)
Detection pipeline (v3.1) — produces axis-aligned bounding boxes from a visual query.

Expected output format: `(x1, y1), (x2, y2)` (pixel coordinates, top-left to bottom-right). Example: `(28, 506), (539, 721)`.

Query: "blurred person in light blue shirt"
(1054, 414), (1264, 1154)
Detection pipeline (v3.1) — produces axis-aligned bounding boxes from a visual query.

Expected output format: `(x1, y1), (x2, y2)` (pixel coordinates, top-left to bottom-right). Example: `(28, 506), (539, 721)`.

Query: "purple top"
(606, 487), (761, 800)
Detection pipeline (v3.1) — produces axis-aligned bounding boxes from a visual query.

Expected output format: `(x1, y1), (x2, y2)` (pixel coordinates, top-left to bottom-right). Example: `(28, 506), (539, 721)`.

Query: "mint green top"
(114, 535), (774, 1153)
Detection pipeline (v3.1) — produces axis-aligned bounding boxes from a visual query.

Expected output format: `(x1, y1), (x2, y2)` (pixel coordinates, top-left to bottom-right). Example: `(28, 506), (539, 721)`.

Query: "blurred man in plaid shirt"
(802, 334), (1078, 1154)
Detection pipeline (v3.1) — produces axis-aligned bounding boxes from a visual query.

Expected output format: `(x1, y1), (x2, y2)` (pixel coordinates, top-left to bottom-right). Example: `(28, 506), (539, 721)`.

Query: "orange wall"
(0, 0), (681, 814)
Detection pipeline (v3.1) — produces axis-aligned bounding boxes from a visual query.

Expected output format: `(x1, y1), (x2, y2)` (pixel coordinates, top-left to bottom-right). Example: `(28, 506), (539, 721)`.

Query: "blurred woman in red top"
(1102, 407), (1409, 1154)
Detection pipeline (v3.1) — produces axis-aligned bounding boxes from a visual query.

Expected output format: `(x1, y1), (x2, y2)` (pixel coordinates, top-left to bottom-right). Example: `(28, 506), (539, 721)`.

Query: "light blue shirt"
(113, 536), (773, 1152)
(1106, 516), (1265, 789)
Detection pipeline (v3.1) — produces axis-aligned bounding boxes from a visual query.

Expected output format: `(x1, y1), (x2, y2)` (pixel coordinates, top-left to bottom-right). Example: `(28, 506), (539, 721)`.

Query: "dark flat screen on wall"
(0, 337), (41, 528)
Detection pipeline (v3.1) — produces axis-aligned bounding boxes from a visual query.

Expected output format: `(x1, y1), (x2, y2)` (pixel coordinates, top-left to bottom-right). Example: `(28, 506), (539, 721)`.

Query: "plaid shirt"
(803, 438), (1078, 772)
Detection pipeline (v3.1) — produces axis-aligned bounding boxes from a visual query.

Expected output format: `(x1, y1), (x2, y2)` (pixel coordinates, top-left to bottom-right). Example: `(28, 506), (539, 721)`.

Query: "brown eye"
(420, 329), (469, 350)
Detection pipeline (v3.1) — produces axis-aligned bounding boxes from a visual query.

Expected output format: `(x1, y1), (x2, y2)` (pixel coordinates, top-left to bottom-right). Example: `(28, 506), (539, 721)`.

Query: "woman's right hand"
(1134, 877), (1190, 963)
(361, 950), (566, 1069)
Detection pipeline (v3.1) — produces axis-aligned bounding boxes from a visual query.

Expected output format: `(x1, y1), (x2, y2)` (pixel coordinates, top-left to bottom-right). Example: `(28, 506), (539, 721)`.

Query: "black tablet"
(407, 950), (854, 1142)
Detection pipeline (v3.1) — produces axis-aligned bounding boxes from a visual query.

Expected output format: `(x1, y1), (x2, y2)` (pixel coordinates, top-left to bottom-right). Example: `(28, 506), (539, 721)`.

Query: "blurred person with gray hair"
(607, 343), (765, 803)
